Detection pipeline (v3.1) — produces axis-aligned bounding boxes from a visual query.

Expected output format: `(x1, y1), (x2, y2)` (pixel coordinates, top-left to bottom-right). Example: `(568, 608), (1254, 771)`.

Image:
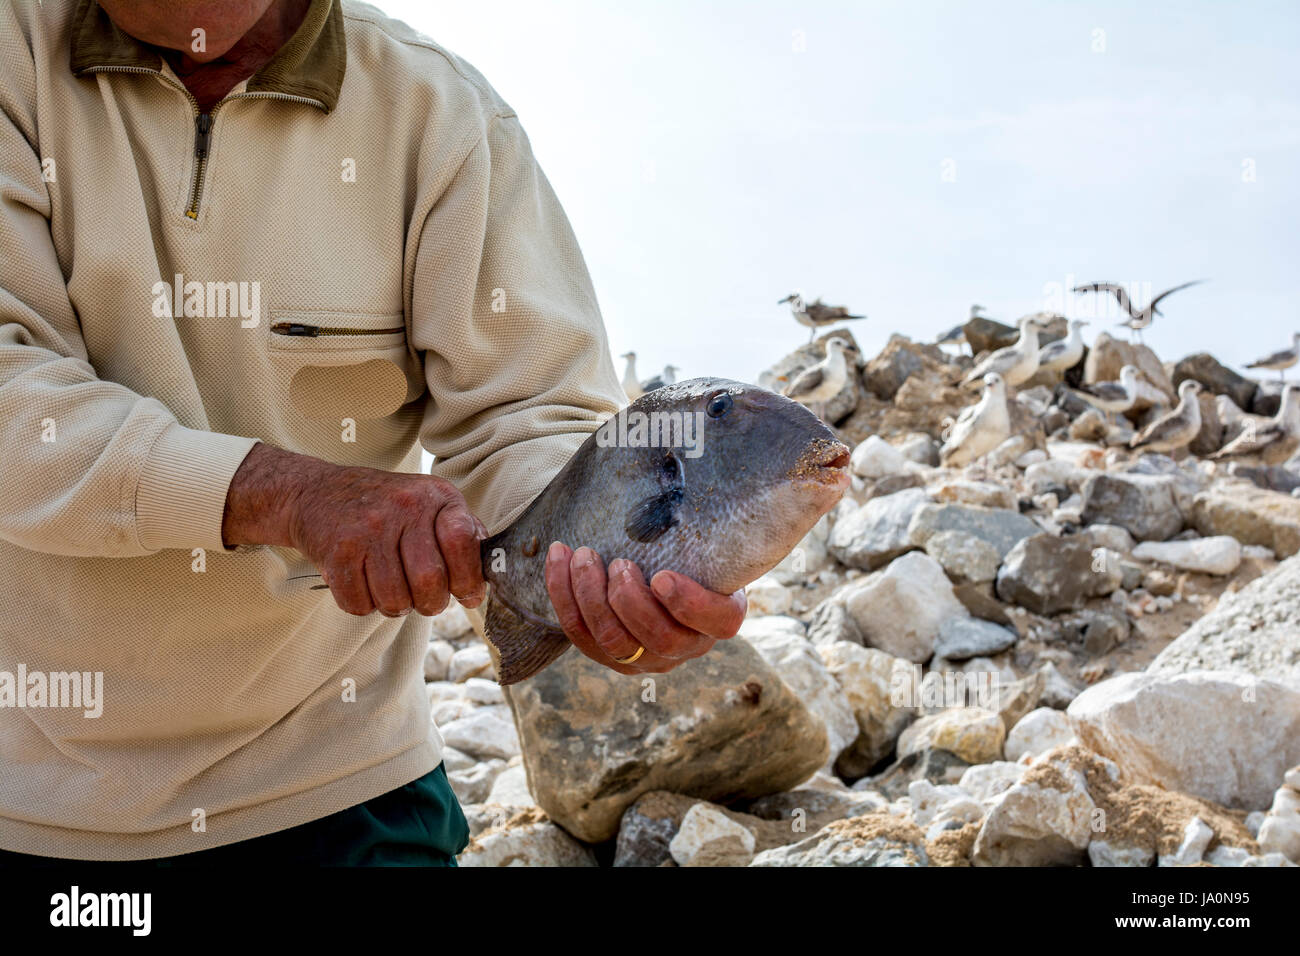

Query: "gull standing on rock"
(1070, 364), (1140, 424)
(1037, 319), (1089, 375)
(1245, 332), (1300, 383)
(782, 338), (854, 422)
(619, 351), (643, 402)
(639, 364), (680, 393)
(1129, 379), (1203, 454)
(1211, 385), (1300, 458)
(941, 372), (1011, 467)
(1073, 280), (1204, 344)
(962, 314), (1051, 388)
(779, 293), (866, 342)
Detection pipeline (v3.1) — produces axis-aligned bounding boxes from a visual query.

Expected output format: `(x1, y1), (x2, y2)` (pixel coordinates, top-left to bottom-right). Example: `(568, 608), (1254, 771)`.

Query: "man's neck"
(163, 0), (312, 112)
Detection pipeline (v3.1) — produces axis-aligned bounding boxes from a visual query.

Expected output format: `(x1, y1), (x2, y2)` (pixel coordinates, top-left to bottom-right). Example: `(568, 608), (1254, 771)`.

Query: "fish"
(480, 377), (850, 684)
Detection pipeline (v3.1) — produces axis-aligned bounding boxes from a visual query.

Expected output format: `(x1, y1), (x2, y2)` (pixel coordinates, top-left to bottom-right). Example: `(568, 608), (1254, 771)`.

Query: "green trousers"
(0, 763), (470, 867)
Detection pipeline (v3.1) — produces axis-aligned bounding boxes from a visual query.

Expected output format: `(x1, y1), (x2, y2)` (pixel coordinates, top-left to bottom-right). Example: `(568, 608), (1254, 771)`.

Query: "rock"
(841, 551), (969, 661)
(1257, 783), (1300, 863)
(1228, 462), (1300, 495)
(908, 502), (1042, 559)
(440, 705), (521, 760)
(1151, 554), (1300, 690)
(744, 787), (887, 823)
(862, 747), (972, 798)
(908, 779), (984, 829)
(850, 435), (913, 479)
(897, 707), (1005, 765)
(1132, 536), (1242, 575)
(1089, 841), (1156, 867)
(424, 639), (455, 682)
(1025, 457), (1093, 496)
(995, 534), (1122, 615)
(1084, 333), (1176, 404)
(750, 815), (929, 867)
(861, 334), (951, 401)
(1038, 662), (1083, 709)
(1159, 816), (1214, 867)
(669, 803), (757, 867)
(932, 617), (1017, 661)
(959, 761), (1027, 803)
(819, 641), (915, 778)
(991, 670), (1045, 732)
(1080, 473), (1183, 542)
(1004, 707), (1075, 762)
(464, 676), (505, 705)
(440, 746), (476, 773)
(741, 617), (858, 768)
(612, 792), (699, 867)
(447, 758), (507, 804)
(745, 575), (793, 616)
(1253, 379), (1286, 416)
(806, 598), (865, 647)
(459, 814), (598, 867)
(1069, 408), (1109, 442)
(505, 635), (829, 842)
(971, 754), (1096, 866)
(448, 643), (493, 682)
(827, 488), (929, 570)
(923, 530), (1002, 584)
(429, 600), (474, 640)
(1191, 484), (1300, 558)
(1085, 523), (1135, 554)
(1173, 352), (1258, 411)
(898, 432), (940, 466)
(931, 480), (1018, 511)
(1067, 670), (1300, 810)
(486, 763), (535, 808)
(964, 316), (1020, 355)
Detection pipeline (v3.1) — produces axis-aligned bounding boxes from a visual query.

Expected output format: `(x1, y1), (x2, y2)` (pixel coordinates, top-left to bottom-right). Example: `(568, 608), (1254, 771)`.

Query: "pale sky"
(378, 0), (1300, 385)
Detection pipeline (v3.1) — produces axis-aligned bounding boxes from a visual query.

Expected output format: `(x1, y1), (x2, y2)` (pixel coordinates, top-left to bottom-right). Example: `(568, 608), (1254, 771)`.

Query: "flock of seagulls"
(619, 351), (679, 402)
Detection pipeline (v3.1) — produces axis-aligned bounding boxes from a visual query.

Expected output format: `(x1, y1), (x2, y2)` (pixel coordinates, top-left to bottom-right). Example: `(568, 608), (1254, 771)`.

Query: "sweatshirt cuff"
(136, 423), (260, 553)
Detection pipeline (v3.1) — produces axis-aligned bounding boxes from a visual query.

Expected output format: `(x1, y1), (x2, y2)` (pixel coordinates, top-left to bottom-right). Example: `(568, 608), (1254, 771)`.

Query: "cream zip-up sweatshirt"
(0, 0), (624, 859)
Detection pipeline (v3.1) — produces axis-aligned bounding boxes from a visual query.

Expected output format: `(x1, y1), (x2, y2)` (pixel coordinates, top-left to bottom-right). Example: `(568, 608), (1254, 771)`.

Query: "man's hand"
(222, 443), (487, 617)
(544, 542), (746, 675)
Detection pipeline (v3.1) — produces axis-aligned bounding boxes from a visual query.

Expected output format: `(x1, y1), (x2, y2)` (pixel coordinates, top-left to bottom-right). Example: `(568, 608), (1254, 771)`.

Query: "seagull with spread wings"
(1073, 280), (1205, 343)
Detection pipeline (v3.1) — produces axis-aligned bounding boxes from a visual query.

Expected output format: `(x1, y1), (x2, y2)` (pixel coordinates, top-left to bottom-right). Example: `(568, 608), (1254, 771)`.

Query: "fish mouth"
(789, 438), (852, 489)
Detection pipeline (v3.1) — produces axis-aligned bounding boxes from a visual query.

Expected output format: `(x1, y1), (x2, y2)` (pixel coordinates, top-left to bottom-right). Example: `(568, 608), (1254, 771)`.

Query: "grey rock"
(907, 502), (1042, 560)
(933, 617), (1018, 661)
(1150, 554), (1300, 690)
(1080, 472), (1184, 542)
(1172, 352), (1258, 412)
(827, 488), (929, 570)
(995, 533), (1123, 615)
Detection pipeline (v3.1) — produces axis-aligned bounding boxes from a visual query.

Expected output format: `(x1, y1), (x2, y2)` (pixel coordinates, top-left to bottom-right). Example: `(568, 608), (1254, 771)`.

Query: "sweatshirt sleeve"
(412, 112), (626, 533)
(0, 19), (257, 558)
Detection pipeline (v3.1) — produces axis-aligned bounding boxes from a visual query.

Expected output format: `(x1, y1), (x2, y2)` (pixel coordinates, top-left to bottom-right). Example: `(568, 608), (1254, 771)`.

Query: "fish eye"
(706, 392), (733, 418)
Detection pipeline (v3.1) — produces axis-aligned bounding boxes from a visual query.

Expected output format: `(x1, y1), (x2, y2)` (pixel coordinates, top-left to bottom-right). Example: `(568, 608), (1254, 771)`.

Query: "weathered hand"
(222, 442), (487, 618)
(543, 542), (746, 675)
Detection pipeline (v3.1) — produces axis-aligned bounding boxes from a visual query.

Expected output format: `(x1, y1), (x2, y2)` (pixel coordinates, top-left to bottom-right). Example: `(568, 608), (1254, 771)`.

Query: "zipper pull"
(271, 322), (320, 337)
(193, 113), (213, 159)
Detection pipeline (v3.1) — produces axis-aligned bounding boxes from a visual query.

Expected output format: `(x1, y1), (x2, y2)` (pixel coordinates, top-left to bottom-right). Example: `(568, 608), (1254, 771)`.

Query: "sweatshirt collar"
(70, 0), (345, 113)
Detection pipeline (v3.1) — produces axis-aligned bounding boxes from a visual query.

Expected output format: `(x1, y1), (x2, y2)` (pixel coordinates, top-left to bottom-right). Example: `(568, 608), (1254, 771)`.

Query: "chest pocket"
(267, 311), (422, 421)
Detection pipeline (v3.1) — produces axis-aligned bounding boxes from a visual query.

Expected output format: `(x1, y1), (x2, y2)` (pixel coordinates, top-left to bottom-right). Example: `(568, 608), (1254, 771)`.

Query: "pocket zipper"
(271, 322), (404, 337)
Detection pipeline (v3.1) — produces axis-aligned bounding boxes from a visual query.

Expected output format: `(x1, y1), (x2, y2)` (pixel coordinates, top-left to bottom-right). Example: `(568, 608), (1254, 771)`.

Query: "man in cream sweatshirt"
(0, 0), (744, 863)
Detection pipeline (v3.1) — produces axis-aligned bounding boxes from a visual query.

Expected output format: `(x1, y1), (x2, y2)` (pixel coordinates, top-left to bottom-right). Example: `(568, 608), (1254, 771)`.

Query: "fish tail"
(483, 593), (571, 685)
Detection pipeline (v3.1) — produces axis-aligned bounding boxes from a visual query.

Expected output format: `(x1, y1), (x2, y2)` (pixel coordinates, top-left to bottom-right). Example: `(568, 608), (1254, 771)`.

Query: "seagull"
(1211, 385), (1300, 459)
(1072, 280), (1205, 344)
(1037, 319), (1090, 375)
(1070, 364), (1140, 424)
(941, 372), (1011, 467)
(1129, 379), (1203, 454)
(962, 314), (1051, 388)
(782, 337), (854, 421)
(1246, 332), (1300, 383)
(779, 293), (866, 342)
(640, 364), (680, 393)
(619, 351), (643, 402)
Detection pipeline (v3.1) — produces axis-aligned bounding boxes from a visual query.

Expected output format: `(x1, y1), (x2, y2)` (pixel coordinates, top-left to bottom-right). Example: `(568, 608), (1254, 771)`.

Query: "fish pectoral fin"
(484, 595), (571, 685)
(624, 488), (683, 542)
